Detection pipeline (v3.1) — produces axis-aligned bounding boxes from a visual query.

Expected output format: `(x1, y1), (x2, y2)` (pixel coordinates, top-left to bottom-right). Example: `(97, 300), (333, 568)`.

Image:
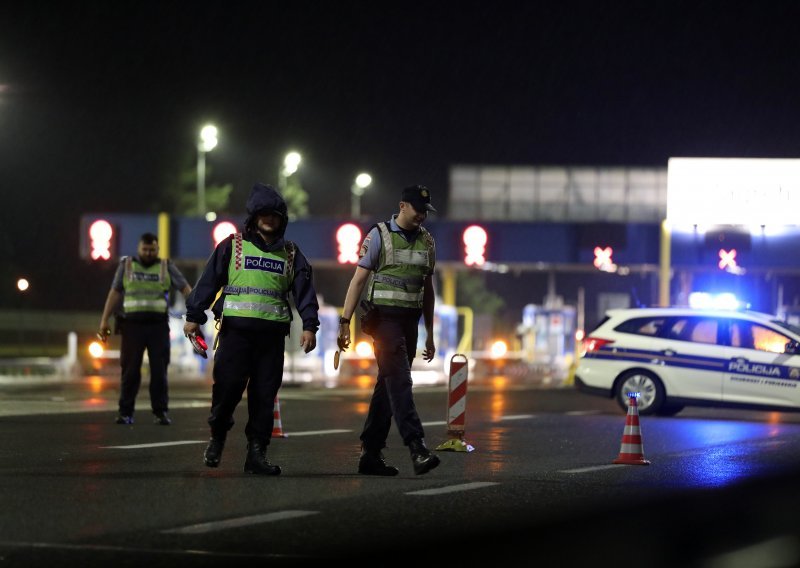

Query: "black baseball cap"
(401, 185), (436, 213)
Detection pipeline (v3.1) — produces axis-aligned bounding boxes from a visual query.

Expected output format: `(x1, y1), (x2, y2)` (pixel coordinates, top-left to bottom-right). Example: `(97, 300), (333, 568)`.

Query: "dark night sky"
(1, 1), (800, 310)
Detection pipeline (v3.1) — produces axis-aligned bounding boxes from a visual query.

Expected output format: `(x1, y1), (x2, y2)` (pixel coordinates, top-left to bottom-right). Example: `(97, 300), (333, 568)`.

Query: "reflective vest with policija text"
(222, 233), (296, 323)
(122, 257), (171, 315)
(367, 222), (435, 309)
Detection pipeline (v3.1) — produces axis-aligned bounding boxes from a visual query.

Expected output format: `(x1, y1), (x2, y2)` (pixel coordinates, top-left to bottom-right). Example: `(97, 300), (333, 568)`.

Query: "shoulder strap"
(124, 256), (133, 281)
(376, 222), (392, 267)
(233, 233), (244, 271)
(419, 226), (435, 273)
(285, 240), (296, 277)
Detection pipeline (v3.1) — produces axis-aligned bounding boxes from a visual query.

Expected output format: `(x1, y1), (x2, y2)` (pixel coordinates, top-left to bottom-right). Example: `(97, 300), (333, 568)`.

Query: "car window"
(664, 317), (720, 345)
(614, 316), (668, 336)
(730, 320), (791, 353)
(774, 319), (800, 336)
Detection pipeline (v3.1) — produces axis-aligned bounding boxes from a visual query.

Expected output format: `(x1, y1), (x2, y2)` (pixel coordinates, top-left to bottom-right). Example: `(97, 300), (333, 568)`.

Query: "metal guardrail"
(0, 310), (99, 332)
(0, 333), (80, 383)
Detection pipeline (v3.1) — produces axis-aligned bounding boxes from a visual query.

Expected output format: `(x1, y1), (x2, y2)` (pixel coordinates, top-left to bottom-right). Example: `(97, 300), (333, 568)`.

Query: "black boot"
(203, 436), (226, 468)
(244, 440), (281, 476)
(409, 438), (440, 475)
(358, 445), (399, 476)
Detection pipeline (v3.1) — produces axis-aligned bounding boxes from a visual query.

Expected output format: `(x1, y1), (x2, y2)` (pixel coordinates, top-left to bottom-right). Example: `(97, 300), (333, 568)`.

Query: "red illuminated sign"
(719, 248), (737, 270)
(593, 246), (614, 271)
(463, 225), (487, 266)
(336, 223), (362, 264)
(212, 221), (237, 248)
(89, 220), (114, 261)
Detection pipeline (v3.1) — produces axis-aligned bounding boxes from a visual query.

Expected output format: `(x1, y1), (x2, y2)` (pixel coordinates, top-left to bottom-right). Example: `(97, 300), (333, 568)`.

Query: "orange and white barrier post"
(612, 392), (649, 465)
(436, 354), (475, 452)
(272, 396), (288, 438)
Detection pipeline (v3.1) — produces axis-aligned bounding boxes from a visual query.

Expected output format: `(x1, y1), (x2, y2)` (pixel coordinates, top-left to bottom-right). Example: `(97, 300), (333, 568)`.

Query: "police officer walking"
(338, 185), (440, 476)
(98, 232), (192, 426)
(184, 183), (319, 476)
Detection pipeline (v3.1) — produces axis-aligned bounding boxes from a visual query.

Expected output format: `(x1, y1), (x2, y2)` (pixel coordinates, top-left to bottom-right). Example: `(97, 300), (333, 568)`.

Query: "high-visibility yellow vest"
(222, 234), (295, 322)
(122, 258), (170, 315)
(368, 223), (434, 309)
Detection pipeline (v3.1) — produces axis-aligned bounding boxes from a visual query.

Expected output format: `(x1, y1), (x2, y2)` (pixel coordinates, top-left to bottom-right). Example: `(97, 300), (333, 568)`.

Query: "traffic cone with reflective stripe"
(612, 393), (649, 465)
(272, 396), (288, 438)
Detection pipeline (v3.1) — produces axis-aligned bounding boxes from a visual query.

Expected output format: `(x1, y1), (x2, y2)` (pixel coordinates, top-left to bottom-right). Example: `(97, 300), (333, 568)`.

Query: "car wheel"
(614, 369), (665, 415)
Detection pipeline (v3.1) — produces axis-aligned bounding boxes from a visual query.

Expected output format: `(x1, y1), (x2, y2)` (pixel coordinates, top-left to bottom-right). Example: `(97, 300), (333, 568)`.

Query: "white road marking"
(0, 540), (313, 560)
(422, 420), (448, 427)
(566, 410), (602, 416)
(279, 429), (351, 437)
(704, 535), (800, 568)
(559, 464), (626, 473)
(406, 482), (499, 496)
(101, 429), (353, 449)
(162, 510), (320, 534)
(500, 414), (535, 420)
(101, 440), (206, 449)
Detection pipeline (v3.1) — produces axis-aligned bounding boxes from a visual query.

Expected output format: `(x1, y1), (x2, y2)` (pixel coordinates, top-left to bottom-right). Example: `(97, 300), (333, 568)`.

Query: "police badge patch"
(359, 235), (371, 258)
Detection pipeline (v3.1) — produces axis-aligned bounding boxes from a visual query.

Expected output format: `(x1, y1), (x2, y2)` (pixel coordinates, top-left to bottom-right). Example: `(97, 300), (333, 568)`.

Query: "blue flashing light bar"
(688, 292), (741, 310)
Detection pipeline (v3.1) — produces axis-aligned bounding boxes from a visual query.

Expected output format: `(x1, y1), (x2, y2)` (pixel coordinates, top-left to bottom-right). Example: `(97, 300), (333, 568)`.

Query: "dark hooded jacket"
(185, 183), (320, 334)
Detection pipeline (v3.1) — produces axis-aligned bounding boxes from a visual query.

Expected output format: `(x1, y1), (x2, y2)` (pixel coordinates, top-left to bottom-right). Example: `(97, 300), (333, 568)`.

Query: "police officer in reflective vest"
(98, 232), (192, 426)
(338, 185), (440, 476)
(184, 183), (320, 475)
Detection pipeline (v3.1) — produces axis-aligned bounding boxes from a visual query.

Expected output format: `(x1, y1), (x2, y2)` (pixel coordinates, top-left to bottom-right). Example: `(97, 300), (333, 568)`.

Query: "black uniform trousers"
(208, 326), (285, 443)
(118, 319), (171, 416)
(360, 310), (426, 450)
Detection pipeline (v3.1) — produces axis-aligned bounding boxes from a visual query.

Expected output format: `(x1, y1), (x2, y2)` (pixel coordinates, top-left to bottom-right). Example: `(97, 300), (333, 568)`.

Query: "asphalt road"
(3, 376), (800, 568)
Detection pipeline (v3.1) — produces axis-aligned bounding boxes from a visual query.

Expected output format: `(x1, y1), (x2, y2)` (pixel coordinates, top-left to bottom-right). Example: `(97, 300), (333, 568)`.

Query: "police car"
(575, 307), (800, 415)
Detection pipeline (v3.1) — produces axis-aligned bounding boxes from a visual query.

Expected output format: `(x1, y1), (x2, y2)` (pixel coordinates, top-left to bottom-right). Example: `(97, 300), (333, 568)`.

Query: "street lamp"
(196, 124), (218, 217)
(279, 151), (302, 192)
(16, 278), (29, 354)
(351, 172), (372, 218)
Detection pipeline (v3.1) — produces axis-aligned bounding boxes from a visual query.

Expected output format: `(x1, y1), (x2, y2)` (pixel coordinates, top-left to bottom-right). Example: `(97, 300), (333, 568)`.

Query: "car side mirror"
(786, 340), (800, 355)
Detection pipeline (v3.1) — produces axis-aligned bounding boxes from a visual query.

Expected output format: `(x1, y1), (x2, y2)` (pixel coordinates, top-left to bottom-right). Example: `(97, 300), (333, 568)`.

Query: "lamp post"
(196, 124), (218, 217)
(279, 151), (302, 192)
(351, 172), (372, 218)
(16, 278), (29, 354)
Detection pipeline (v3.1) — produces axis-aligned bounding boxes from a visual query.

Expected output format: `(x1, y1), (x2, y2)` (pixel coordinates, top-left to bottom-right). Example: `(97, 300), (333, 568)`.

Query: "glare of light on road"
(88, 376), (104, 394)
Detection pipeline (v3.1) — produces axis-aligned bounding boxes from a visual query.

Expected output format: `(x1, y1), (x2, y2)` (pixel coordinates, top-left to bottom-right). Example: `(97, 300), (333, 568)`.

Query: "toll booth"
(517, 304), (577, 377)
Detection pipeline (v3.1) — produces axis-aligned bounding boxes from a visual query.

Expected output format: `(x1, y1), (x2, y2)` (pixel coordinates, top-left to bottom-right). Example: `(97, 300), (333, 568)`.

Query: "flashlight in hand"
(187, 333), (208, 359)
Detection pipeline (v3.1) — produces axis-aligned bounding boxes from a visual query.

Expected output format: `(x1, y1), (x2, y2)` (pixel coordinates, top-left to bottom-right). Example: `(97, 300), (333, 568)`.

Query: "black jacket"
(185, 183), (320, 335)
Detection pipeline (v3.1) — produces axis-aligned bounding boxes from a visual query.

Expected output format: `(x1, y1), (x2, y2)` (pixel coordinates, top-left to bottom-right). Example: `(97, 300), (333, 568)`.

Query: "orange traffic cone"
(272, 396), (288, 438)
(612, 393), (650, 465)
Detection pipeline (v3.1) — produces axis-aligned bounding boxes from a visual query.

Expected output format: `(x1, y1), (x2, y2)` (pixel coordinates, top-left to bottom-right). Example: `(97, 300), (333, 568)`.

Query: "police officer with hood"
(184, 183), (320, 475)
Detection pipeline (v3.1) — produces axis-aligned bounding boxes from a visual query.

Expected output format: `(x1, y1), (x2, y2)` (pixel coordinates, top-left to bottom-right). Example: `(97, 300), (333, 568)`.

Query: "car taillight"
(582, 337), (614, 354)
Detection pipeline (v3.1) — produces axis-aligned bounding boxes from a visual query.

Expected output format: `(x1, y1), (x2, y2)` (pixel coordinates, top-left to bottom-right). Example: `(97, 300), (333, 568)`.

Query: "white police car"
(575, 307), (800, 415)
